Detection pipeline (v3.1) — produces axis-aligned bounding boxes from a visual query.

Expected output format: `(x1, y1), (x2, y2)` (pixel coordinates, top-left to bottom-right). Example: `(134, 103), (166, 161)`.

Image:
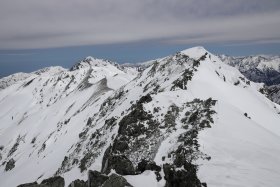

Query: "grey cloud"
(0, 0), (279, 49)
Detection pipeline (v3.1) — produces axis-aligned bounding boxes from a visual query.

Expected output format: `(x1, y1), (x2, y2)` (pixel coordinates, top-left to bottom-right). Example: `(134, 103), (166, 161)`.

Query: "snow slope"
(219, 54), (280, 85)
(219, 54), (280, 105)
(0, 57), (136, 186)
(0, 47), (280, 187)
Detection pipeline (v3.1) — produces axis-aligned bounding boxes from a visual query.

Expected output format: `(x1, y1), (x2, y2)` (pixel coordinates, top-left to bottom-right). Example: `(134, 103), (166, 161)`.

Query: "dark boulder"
(137, 159), (161, 173)
(102, 174), (132, 187)
(163, 163), (202, 187)
(5, 158), (15, 171)
(88, 170), (108, 187)
(68, 179), (87, 187)
(138, 94), (152, 104)
(155, 171), (162, 182)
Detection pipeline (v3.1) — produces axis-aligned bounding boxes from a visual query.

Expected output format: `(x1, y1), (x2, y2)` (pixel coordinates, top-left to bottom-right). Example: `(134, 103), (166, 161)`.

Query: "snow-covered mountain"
(219, 54), (280, 85)
(0, 47), (280, 187)
(219, 54), (280, 105)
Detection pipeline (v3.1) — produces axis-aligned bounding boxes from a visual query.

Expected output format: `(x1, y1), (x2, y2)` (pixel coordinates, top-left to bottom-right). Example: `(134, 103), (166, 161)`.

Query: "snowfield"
(0, 47), (280, 187)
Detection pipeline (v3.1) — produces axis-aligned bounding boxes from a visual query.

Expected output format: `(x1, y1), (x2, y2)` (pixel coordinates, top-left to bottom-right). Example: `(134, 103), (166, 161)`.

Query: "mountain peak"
(70, 56), (113, 71)
(180, 46), (209, 60)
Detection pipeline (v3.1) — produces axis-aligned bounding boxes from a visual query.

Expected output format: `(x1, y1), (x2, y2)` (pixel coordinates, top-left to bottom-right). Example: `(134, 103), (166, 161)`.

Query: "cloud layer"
(0, 0), (280, 49)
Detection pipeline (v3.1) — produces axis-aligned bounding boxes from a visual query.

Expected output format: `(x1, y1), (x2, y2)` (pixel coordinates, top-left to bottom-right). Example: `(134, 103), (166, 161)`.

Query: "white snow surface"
(0, 47), (280, 187)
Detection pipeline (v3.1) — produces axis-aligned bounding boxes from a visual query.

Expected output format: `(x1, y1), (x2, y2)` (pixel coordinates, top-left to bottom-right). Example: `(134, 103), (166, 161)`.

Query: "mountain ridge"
(0, 47), (280, 187)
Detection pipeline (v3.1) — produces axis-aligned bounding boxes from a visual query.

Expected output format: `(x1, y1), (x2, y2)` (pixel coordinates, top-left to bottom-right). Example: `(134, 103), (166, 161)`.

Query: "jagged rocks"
(169, 52), (207, 91)
(160, 98), (216, 187)
(170, 69), (194, 91)
(260, 84), (280, 105)
(68, 179), (87, 187)
(41, 176), (65, 187)
(79, 153), (94, 173)
(88, 170), (109, 187)
(137, 159), (161, 173)
(163, 163), (202, 187)
(8, 135), (22, 157)
(102, 154), (135, 175)
(111, 96), (161, 165)
(88, 170), (132, 187)
(163, 105), (179, 129)
(102, 174), (132, 187)
(137, 159), (162, 182)
(5, 158), (15, 171)
(17, 176), (65, 187)
(117, 95), (154, 138)
(138, 94), (152, 104)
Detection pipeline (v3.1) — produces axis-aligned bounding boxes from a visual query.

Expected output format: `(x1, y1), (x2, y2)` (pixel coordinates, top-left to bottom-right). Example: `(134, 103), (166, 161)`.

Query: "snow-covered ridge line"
(0, 46), (280, 187)
(0, 57), (139, 91)
(219, 54), (280, 85)
(219, 53), (280, 105)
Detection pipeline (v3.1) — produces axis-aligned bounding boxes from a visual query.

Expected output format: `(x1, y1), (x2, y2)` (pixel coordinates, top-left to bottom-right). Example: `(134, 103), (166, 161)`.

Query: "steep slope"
(219, 55), (280, 105)
(0, 57), (136, 187)
(219, 55), (280, 85)
(0, 47), (280, 187)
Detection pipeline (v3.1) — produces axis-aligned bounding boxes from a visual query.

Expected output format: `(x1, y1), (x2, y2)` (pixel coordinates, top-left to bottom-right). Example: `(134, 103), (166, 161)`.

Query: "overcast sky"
(0, 0), (280, 77)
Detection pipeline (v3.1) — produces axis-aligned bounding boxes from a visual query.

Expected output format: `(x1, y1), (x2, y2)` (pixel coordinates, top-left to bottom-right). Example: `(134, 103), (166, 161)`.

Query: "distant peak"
(180, 46), (209, 60)
(84, 56), (96, 61)
(83, 56), (111, 64)
(70, 56), (113, 71)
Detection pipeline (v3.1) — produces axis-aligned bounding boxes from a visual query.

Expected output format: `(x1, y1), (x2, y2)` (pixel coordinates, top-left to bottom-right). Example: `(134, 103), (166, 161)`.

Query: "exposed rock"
(202, 183), (207, 187)
(102, 155), (135, 175)
(101, 146), (112, 173)
(171, 69), (194, 91)
(137, 159), (161, 173)
(40, 176), (65, 187)
(112, 140), (129, 153)
(163, 163), (202, 187)
(5, 158), (15, 171)
(138, 94), (152, 104)
(17, 182), (39, 187)
(17, 176), (65, 187)
(219, 55), (280, 86)
(23, 78), (35, 87)
(8, 136), (21, 157)
(114, 100), (161, 165)
(118, 103), (154, 137)
(155, 171), (162, 182)
(68, 179), (87, 187)
(88, 170), (109, 187)
(260, 84), (280, 105)
(102, 174), (132, 187)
